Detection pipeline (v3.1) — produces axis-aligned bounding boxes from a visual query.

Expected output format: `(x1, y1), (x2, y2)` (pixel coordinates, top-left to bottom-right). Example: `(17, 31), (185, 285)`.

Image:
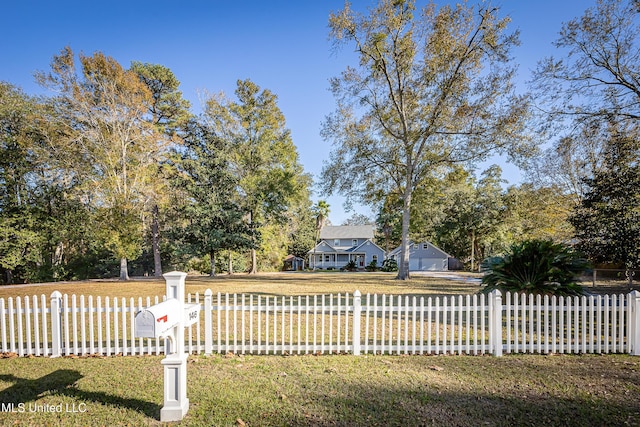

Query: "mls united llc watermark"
(1, 402), (87, 413)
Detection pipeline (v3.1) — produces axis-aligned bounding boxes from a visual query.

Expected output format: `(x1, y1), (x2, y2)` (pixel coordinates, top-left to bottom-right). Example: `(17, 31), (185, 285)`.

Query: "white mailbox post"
(135, 271), (196, 422)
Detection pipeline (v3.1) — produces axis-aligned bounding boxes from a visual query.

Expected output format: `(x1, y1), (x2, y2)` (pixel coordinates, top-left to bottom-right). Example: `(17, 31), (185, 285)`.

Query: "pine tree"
(570, 128), (640, 273)
(174, 120), (255, 276)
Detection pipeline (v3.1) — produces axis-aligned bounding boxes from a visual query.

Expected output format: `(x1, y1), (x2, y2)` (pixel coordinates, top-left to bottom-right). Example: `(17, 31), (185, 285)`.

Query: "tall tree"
(311, 200), (330, 270)
(530, 0), (640, 194)
(131, 62), (191, 277)
(36, 47), (164, 280)
(0, 83), (41, 283)
(204, 79), (309, 273)
(411, 166), (506, 270)
(287, 199), (317, 261)
(533, 0), (640, 127)
(174, 119), (255, 277)
(570, 125), (640, 273)
(322, 0), (530, 279)
(501, 183), (575, 244)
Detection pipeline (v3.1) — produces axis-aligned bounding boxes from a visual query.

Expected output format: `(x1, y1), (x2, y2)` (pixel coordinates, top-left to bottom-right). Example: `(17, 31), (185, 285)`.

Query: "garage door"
(409, 258), (446, 271)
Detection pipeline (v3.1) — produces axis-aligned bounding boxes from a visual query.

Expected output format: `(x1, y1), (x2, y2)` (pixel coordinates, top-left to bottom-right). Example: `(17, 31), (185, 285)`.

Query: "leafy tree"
(501, 183), (574, 244)
(533, 0), (640, 128)
(204, 79), (309, 273)
(287, 199), (317, 261)
(375, 199), (403, 255)
(322, 0), (531, 279)
(341, 213), (373, 226)
(131, 62), (191, 277)
(0, 83), (42, 283)
(430, 166), (506, 271)
(173, 119), (255, 277)
(570, 126), (640, 272)
(530, 0), (640, 197)
(36, 47), (165, 280)
(0, 81), (109, 283)
(481, 239), (589, 296)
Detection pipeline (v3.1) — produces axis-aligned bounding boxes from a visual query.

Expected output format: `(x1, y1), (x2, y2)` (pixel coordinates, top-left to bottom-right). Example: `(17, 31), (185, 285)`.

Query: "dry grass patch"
(0, 272), (481, 300)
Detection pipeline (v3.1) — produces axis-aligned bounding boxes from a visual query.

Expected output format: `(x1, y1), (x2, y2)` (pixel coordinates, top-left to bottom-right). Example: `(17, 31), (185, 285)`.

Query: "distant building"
(283, 255), (306, 271)
(308, 225), (386, 270)
(388, 241), (455, 271)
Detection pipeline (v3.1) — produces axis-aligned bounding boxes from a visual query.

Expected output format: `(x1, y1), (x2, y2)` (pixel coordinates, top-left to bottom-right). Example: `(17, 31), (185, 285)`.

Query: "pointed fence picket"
(0, 290), (638, 357)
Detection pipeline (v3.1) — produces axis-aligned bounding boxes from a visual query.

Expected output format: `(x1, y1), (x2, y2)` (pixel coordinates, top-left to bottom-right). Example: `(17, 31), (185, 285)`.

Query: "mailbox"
(184, 303), (200, 327)
(135, 299), (181, 339)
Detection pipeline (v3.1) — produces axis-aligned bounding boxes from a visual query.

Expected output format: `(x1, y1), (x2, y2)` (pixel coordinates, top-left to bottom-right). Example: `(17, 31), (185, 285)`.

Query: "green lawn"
(0, 353), (638, 426)
(0, 272), (639, 426)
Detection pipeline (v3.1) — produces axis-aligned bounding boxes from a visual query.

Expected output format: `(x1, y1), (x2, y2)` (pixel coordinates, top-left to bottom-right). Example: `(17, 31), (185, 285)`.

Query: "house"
(388, 241), (453, 271)
(308, 225), (386, 270)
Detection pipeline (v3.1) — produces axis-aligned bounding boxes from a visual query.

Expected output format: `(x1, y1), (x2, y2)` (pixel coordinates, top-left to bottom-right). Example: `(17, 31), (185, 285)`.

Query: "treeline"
(3, 0), (640, 284)
(373, 165), (575, 271)
(329, 0), (640, 276)
(0, 48), (315, 283)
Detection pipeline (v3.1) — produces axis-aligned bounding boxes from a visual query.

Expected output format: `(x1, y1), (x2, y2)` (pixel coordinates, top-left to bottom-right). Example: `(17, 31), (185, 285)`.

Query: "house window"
(372, 255), (378, 264)
(334, 239), (340, 246)
(352, 239), (358, 247)
(324, 255), (330, 262)
(423, 243), (429, 250)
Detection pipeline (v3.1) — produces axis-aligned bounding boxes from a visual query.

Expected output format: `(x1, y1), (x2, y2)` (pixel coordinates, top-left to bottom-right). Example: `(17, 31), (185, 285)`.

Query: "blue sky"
(1, 0), (595, 224)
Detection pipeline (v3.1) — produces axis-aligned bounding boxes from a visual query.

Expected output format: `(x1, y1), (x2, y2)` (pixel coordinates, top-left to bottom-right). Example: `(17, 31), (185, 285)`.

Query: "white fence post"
(491, 290), (503, 357)
(50, 291), (62, 358)
(352, 290), (361, 356)
(204, 289), (213, 355)
(630, 290), (640, 356)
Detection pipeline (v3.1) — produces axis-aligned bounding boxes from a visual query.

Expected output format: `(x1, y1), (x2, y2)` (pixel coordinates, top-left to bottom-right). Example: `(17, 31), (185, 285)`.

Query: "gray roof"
(319, 225), (375, 240)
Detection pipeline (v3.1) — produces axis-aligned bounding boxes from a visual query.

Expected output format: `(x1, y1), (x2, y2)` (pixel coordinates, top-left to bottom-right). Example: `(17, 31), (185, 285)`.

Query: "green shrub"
(481, 239), (589, 296)
(365, 260), (378, 271)
(381, 258), (398, 272)
(343, 260), (357, 271)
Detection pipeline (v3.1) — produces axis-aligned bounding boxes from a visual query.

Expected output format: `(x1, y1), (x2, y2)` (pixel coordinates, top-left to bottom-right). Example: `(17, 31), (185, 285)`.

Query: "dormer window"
(352, 239), (358, 247)
(334, 239), (340, 246)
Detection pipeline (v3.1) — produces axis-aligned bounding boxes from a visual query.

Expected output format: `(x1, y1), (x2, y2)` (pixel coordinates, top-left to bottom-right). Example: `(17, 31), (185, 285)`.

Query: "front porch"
(310, 253), (367, 270)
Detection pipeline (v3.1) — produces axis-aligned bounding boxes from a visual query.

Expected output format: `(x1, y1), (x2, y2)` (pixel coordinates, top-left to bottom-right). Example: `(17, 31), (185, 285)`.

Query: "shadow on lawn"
(0, 369), (160, 419)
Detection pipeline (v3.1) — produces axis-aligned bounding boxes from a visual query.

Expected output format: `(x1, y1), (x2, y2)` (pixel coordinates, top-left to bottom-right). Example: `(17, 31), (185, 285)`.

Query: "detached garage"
(388, 241), (451, 271)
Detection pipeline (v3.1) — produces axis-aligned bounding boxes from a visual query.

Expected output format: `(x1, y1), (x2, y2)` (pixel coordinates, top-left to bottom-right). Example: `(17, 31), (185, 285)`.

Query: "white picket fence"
(1, 290), (639, 357)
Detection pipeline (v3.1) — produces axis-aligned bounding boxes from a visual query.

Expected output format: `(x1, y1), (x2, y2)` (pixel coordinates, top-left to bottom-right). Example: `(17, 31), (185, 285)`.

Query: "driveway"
(410, 271), (483, 284)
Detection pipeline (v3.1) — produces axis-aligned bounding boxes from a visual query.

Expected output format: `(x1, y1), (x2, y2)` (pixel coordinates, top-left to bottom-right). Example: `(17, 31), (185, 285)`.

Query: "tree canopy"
(322, 0), (531, 279)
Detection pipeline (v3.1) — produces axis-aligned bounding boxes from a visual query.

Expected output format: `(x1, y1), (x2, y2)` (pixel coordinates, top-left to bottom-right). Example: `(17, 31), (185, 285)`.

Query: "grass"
(0, 353), (638, 426)
(0, 272), (483, 301)
(1, 272), (639, 426)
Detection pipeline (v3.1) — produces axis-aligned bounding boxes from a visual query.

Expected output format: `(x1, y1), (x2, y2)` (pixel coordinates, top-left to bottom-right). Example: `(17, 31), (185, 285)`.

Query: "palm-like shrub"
(481, 240), (589, 296)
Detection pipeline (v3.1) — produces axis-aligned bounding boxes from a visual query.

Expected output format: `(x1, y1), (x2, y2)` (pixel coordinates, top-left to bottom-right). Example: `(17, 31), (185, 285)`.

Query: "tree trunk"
(397, 180), (412, 280)
(209, 250), (216, 277)
(470, 229), (475, 272)
(248, 210), (257, 274)
(152, 204), (162, 277)
(119, 257), (130, 281)
(5, 269), (13, 285)
(228, 251), (233, 275)
(250, 248), (257, 274)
